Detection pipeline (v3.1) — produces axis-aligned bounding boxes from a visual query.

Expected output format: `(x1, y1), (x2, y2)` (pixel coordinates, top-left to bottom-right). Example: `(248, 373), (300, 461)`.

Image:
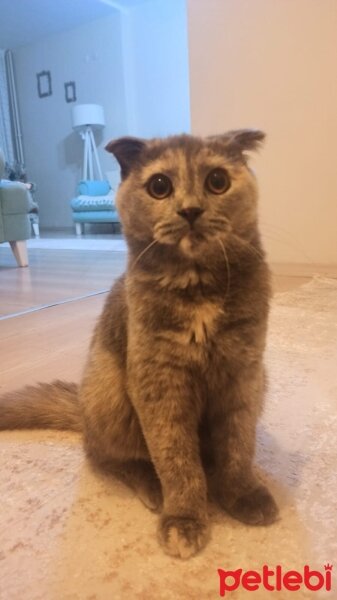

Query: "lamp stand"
(80, 125), (103, 180)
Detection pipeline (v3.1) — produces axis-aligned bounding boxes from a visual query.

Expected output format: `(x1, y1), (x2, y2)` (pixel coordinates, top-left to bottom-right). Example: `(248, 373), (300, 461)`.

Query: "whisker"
(217, 238), (231, 300)
(208, 218), (230, 231)
(203, 225), (222, 235)
(258, 219), (313, 262)
(231, 233), (265, 261)
(131, 239), (159, 270)
(208, 217), (230, 225)
(260, 231), (313, 263)
(154, 222), (186, 238)
(260, 219), (301, 239)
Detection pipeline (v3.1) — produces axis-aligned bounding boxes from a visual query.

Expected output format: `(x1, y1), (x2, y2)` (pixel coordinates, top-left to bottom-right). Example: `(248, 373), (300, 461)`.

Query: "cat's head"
(106, 130), (264, 259)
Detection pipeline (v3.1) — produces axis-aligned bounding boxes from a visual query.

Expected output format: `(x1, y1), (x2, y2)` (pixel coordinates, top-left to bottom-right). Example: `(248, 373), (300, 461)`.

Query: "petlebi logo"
(217, 564), (333, 596)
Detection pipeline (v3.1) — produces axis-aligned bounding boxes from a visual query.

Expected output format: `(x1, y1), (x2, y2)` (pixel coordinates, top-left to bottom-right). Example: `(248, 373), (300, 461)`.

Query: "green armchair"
(0, 149), (33, 267)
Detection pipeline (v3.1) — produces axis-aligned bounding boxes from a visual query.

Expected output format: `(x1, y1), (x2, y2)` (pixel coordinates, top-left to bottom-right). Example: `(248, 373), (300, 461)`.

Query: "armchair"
(70, 171), (120, 235)
(0, 149), (33, 267)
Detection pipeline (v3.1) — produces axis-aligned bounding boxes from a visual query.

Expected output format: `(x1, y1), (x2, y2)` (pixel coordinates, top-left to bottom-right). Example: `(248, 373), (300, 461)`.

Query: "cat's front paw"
(158, 515), (210, 559)
(225, 485), (279, 525)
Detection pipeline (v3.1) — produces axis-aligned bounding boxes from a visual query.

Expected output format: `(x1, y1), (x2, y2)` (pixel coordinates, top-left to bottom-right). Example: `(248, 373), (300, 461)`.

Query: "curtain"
(0, 49), (15, 166)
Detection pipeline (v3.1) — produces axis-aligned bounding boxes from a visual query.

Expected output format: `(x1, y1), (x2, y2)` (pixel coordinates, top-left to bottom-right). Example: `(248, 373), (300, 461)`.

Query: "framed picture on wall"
(65, 81), (77, 103)
(37, 71), (52, 98)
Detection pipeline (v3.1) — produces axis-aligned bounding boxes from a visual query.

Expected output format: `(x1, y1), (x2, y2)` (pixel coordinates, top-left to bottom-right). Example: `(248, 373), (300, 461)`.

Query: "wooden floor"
(1, 239), (336, 395)
(0, 246), (126, 317)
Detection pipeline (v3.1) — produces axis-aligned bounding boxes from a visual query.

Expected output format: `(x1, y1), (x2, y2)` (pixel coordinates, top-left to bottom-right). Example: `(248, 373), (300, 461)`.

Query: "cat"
(0, 130), (278, 559)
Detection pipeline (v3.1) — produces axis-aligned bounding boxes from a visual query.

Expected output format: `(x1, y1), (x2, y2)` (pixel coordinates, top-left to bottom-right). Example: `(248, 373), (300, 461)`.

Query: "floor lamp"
(71, 104), (105, 181)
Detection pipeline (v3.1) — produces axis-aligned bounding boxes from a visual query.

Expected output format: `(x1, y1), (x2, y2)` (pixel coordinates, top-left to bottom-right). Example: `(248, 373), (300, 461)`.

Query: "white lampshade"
(71, 103), (105, 130)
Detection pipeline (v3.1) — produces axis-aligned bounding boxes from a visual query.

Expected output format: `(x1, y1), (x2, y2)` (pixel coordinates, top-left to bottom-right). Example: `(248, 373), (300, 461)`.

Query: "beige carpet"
(0, 278), (336, 600)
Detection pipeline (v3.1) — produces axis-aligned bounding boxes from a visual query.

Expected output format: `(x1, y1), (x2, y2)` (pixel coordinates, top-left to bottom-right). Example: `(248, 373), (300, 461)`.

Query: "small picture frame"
(65, 81), (77, 103)
(37, 70), (52, 98)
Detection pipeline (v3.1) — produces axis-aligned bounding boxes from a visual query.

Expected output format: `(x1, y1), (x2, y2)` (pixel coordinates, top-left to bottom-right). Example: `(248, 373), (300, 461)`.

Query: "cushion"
(0, 183), (33, 214)
(106, 170), (121, 191)
(70, 194), (116, 212)
(72, 210), (119, 223)
(77, 180), (110, 196)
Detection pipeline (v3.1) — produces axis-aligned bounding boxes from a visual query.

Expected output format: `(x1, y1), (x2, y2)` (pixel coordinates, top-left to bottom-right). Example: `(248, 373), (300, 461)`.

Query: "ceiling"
(0, 0), (150, 49)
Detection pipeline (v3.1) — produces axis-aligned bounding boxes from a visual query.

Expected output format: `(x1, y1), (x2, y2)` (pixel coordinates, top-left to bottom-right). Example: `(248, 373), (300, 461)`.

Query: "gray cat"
(0, 130), (278, 558)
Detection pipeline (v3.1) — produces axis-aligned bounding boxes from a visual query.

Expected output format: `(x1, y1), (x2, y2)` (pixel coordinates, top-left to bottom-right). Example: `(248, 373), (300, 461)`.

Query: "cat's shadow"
(48, 426), (311, 594)
(256, 423), (309, 487)
(253, 424), (308, 513)
(207, 427), (308, 528)
(87, 423), (307, 527)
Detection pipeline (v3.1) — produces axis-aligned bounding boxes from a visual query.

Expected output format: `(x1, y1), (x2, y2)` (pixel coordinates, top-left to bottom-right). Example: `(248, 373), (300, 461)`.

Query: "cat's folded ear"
(105, 137), (146, 179)
(209, 129), (265, 161)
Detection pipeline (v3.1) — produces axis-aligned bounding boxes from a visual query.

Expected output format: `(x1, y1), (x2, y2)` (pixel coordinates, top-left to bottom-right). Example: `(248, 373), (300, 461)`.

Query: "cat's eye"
(205, 168), (230, 195)
(147, 173), (173, 199)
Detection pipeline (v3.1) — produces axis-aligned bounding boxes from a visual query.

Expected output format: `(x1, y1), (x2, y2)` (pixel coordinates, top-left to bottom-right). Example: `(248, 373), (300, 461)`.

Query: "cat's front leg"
(208, 364), (279, 525)
(128, 357), (210, 559)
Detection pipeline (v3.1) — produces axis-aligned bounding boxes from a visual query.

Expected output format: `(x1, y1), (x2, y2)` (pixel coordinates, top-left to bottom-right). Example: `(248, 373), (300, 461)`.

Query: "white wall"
(122, 0), (190, 138)
(187, 0), (337, 264)
(13, 2), (190, 229)
(13, 12), (127, 228)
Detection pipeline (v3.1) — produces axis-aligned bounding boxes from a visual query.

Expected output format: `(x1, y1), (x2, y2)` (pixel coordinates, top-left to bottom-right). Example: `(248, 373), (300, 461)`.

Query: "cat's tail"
(0, 381), (82, 432)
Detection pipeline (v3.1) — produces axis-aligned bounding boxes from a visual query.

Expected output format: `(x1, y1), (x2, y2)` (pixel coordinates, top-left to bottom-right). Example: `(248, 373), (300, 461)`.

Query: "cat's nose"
(177, 207), (204, 225)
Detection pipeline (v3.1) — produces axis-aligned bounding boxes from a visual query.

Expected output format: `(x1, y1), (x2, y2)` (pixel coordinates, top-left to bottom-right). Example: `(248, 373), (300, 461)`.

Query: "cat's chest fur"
(178, 299), (223, 345)
(166, 268), (227, 343)
(131, 267), (227, 347)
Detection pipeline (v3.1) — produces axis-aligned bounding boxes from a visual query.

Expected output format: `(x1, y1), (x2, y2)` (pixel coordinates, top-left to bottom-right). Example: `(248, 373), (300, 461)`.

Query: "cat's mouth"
(153, 218), (229, 253)
(184, 229), (205, 242)
(175, 225), (207, 246)
(179, 228), (215, 256)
